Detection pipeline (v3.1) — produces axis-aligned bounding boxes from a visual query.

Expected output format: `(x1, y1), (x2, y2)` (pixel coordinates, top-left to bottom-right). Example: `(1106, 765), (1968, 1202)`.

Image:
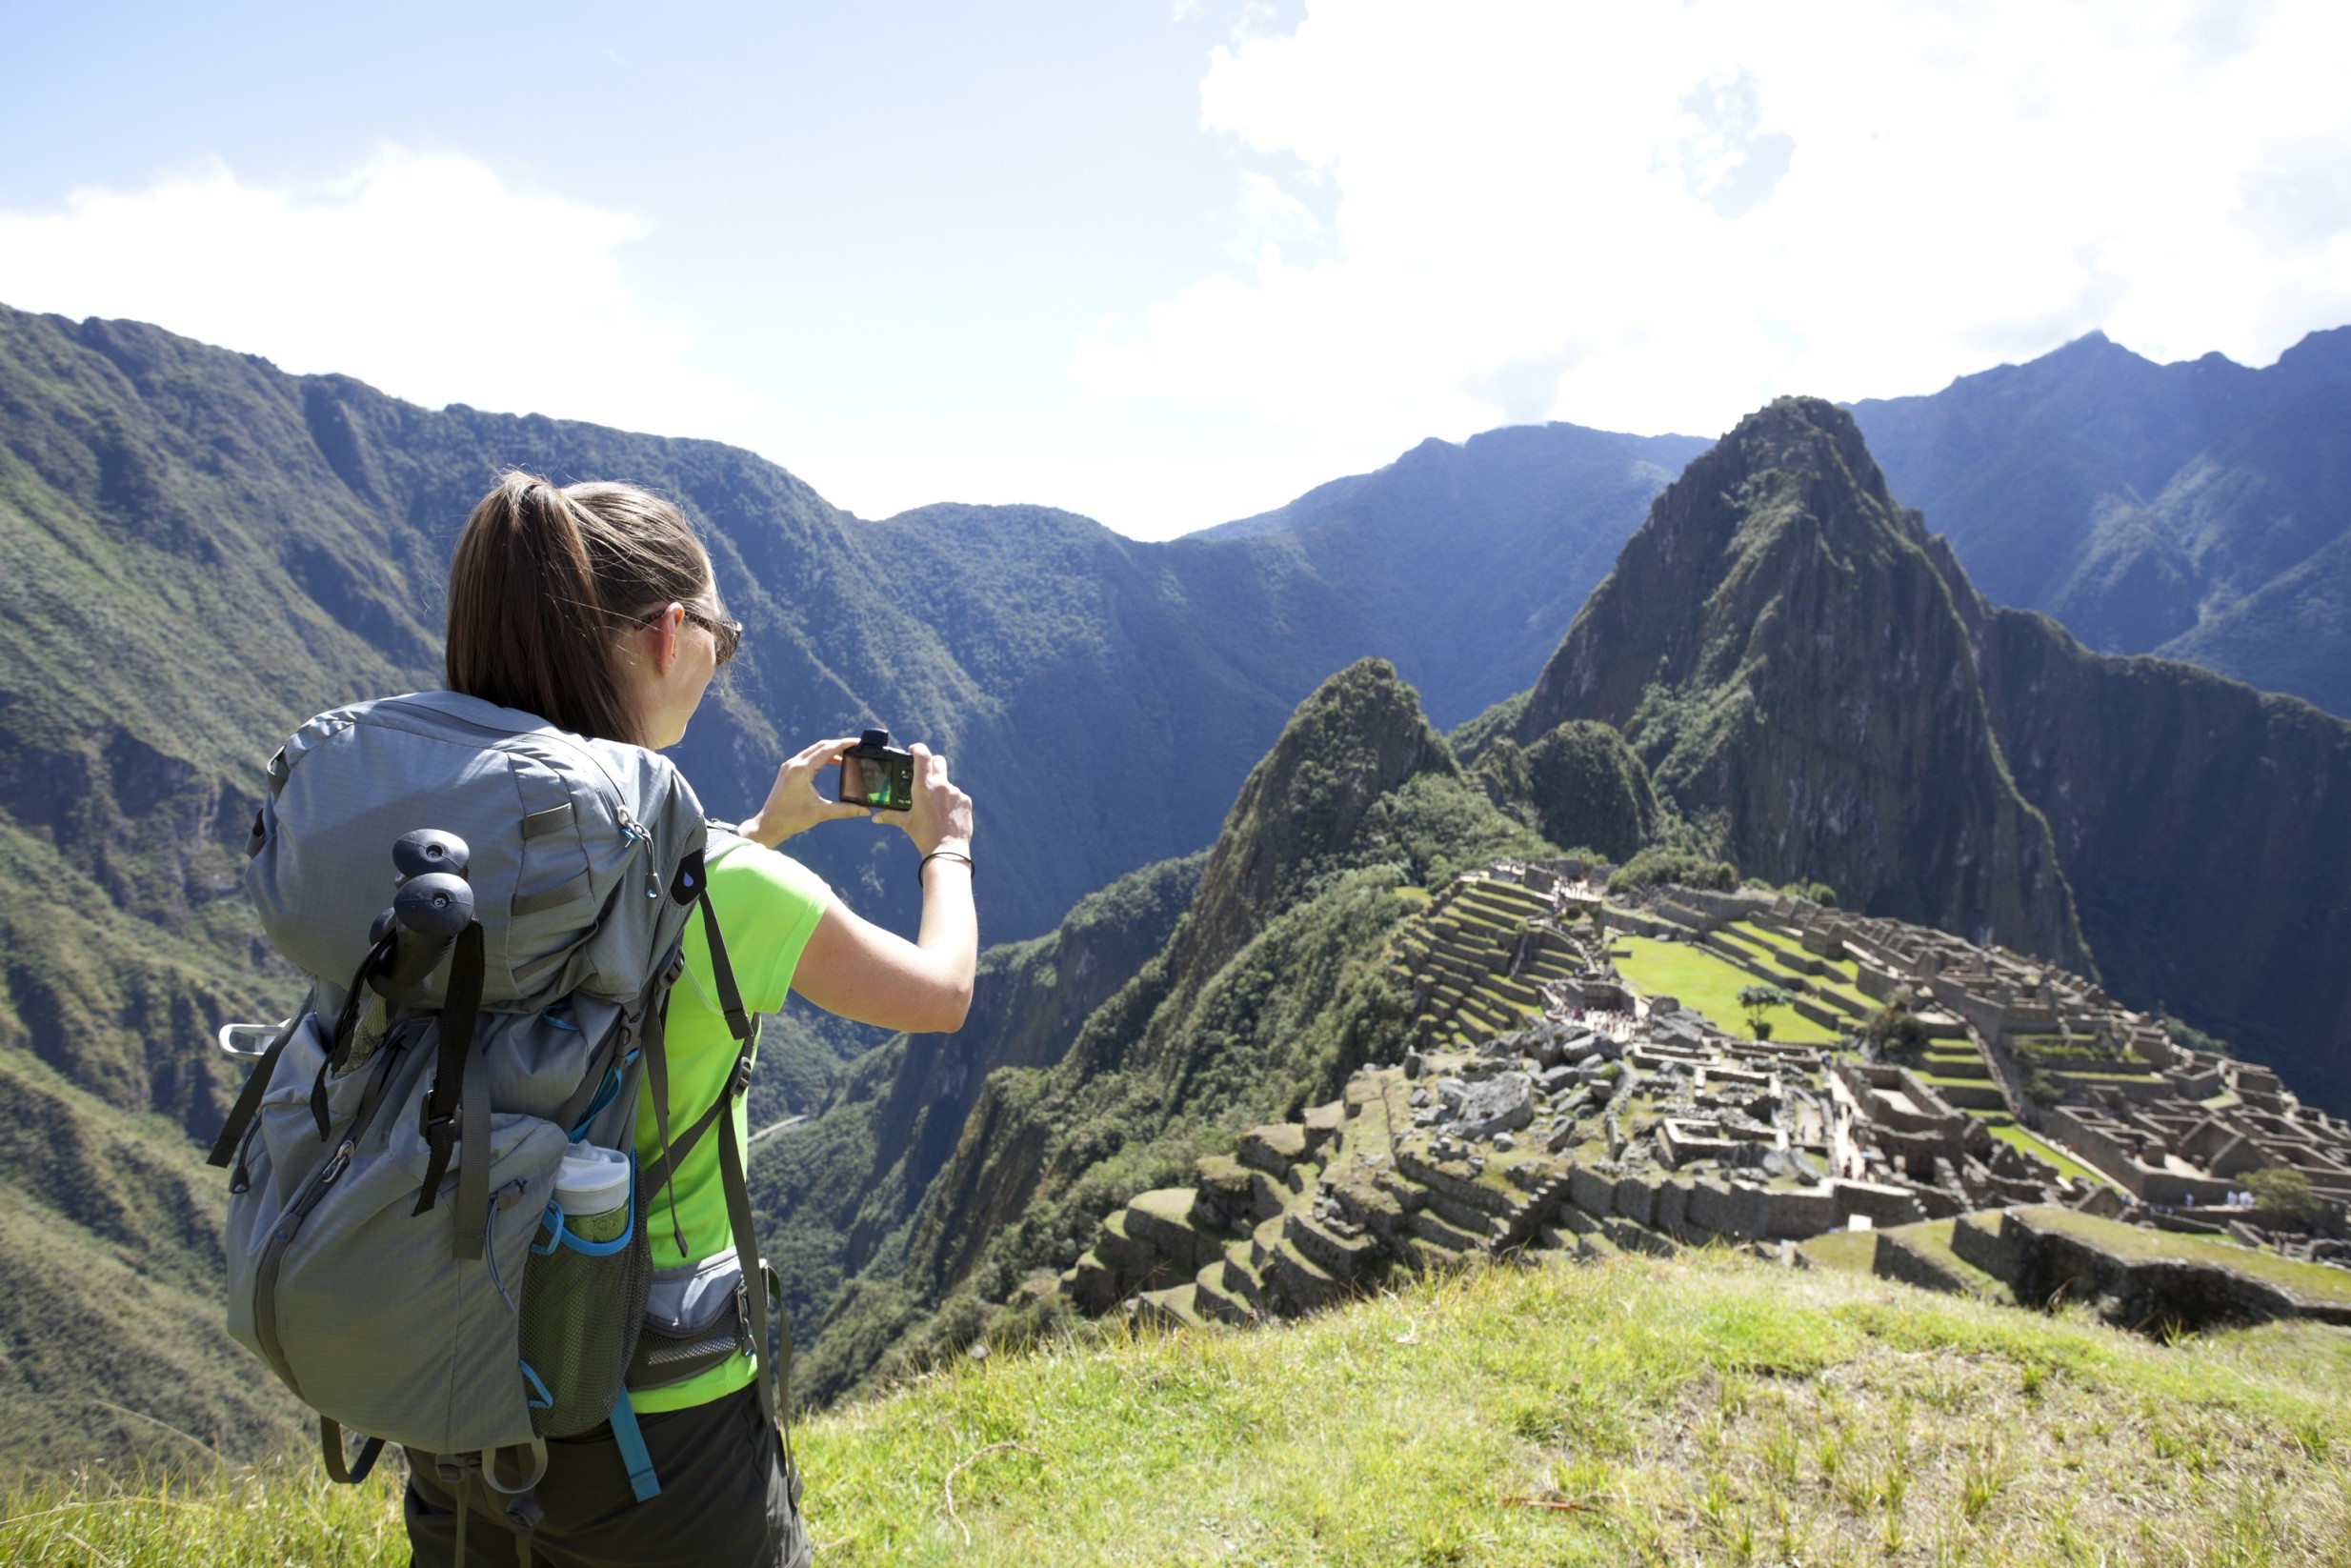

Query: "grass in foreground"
(8, 1250), (2350, 1564)
(1615, 935), (1841, 1043)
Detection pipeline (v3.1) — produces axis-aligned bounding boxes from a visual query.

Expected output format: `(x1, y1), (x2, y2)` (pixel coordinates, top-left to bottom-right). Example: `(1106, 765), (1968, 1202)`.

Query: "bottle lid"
(554, 1144), (631, 1215)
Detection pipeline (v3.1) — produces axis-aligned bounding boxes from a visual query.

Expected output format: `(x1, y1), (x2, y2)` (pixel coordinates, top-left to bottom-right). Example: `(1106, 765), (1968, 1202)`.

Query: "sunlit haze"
(3, 0), (2345, 538)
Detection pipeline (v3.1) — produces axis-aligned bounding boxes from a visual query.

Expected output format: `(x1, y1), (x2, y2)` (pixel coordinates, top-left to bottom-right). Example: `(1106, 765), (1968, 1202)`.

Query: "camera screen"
(840, 749), (913, 810)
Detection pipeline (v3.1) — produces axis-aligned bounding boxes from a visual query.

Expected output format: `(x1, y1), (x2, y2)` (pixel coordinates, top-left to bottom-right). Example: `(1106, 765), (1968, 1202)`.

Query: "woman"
(406, 472), (975, 1567)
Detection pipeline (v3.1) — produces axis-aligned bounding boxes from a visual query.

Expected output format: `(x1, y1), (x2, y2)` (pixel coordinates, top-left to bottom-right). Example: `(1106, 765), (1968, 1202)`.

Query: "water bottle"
(553, 1145), (631, 1243)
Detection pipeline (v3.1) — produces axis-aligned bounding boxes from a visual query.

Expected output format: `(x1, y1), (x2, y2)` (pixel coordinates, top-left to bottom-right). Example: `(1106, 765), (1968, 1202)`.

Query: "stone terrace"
(1051, 862), (2128, 1332)
(1049, 860), (2351, 1333)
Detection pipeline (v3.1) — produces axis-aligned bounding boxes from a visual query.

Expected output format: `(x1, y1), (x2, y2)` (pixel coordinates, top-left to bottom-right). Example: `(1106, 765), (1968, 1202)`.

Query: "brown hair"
(445, 473), (719, 745)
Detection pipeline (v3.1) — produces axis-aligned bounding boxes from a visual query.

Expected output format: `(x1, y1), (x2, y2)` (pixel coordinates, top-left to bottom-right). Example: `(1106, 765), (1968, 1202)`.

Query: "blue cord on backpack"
(568, 1065), (625, 1142)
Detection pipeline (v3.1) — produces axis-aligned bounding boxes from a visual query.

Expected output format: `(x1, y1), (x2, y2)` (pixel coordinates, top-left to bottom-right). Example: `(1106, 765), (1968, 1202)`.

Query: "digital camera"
(836, 728), (915, 812)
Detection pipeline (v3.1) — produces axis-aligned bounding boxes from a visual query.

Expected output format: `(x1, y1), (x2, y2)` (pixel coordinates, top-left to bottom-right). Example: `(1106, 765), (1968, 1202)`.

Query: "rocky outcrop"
(1472, 720), (1659, 862)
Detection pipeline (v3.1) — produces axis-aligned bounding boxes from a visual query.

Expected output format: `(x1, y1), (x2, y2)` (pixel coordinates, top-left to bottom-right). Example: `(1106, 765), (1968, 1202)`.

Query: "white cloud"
(0, 149), (767, 449)
(1074, 0), (2351, 452)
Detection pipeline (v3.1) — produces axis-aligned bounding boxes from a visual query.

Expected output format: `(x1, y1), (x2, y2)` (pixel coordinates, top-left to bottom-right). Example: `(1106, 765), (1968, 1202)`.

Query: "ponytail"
(446, 472), (716, 745)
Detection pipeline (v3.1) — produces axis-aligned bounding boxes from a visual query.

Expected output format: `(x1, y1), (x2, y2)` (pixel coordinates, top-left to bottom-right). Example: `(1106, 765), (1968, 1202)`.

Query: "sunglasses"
(673, 605), (742, 666)
(686, 606), (737, 667)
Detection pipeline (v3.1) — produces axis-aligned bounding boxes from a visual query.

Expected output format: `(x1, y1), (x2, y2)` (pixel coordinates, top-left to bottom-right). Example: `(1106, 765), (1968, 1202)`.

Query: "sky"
(3, 0), (2347, 539)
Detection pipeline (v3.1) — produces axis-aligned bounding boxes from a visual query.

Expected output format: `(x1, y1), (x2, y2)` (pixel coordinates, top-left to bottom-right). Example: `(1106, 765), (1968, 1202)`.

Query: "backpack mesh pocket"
(516, 1157), (653, 1438)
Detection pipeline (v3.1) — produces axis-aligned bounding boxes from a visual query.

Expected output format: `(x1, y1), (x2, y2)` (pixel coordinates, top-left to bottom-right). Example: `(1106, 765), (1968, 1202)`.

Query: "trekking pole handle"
(394, 871), (476, 938)
(371, 873), (475, 1002)
(393, 829), (471, 883)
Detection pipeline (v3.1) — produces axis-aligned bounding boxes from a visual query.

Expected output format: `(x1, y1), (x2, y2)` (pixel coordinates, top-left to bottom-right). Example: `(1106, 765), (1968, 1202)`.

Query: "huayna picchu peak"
(1463, 394), (2351, 1113)
(1501, 396), (2088, 970)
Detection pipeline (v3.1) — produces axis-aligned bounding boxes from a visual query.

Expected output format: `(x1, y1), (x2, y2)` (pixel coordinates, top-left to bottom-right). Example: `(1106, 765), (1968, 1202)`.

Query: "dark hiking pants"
(404, 1385), (811, 1568)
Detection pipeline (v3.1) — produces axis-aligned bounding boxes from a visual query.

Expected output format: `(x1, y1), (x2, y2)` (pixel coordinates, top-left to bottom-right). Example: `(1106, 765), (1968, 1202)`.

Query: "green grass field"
(10, 1251), (2349, 1565)
(1990, 1124), (2112, 1189)
(1723, 921), (1881, 1012)
(1614, 935), (1843, 1043)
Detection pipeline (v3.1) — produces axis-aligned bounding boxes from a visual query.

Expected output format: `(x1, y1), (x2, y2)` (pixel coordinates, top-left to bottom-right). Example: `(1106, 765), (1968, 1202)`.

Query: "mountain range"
(3, 300), (2349, 1467)
(0, 301), (1681, 1469)
(776, 399), (2351, 1404)
(1490, 398), (2351, 1105)
(1852, 327), (2351, 717)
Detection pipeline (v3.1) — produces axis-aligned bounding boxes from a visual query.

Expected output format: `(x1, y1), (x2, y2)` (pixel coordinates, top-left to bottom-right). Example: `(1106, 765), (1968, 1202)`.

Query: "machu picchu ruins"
(1051, 859), (2351, 1337)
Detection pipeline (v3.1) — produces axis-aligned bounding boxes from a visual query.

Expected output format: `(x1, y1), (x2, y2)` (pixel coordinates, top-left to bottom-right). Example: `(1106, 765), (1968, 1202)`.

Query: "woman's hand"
(896, 742), (974, 857)
(739, 736), (872, 848)
(793, 742), (977, 1034)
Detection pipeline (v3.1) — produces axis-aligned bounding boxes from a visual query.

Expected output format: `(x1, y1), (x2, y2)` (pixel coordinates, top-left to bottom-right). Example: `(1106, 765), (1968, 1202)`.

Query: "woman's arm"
(786, 743), (976, 1034)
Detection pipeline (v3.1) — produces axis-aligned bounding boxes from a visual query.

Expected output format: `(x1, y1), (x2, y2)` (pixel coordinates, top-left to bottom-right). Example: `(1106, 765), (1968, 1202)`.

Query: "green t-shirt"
(628, 839), (830, 1415)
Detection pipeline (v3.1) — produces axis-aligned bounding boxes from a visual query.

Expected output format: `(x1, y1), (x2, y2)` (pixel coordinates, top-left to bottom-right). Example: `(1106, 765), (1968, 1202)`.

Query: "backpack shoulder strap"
(635, 880), (786, 1434)
(636, 889), (755, 1204)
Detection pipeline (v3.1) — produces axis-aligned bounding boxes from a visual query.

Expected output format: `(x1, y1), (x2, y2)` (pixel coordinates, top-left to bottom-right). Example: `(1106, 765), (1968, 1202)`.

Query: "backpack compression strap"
(206, 993), (312, 1173)
(411, 921), (492, 1260)
(319, 1416), (384, 1486)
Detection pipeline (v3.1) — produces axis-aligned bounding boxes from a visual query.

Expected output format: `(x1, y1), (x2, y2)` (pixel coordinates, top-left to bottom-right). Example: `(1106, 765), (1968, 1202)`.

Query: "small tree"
(2248, 1167), (2318, 1230)
(1738, 983), (1791, 1041)
(1863, 985), (1930, 1056)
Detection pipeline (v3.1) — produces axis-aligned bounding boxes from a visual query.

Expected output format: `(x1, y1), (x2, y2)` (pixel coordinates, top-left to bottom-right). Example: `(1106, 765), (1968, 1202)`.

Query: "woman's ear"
(637, 604), (684, 675)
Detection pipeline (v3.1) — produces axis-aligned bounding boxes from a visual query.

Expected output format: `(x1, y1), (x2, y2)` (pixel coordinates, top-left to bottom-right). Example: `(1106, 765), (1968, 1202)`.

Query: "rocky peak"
(1176, 657), (1457, 975)
(1515, 398), (2089, 968)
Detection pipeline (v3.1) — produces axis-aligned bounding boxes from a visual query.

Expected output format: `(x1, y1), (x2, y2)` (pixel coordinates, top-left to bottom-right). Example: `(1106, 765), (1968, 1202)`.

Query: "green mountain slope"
(790, 659), (1551, 1402)
(1, 303), (1691, 953)
(1853, 326), (2351, 716)
(751, 852), (1204, 1364)
(0, 1043), (304, 1476)
(0, 302), (1677, 1470)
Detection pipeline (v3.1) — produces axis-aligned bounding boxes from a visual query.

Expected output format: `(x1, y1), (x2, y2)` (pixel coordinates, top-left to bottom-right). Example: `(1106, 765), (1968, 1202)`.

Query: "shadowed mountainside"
(1965, 602), (2351, 1105)
(1853, 327), (2351, 717)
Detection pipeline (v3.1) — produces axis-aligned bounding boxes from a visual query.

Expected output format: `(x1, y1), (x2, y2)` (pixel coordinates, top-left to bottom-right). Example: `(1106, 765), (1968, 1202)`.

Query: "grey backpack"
(210, 691), (784, 1548)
